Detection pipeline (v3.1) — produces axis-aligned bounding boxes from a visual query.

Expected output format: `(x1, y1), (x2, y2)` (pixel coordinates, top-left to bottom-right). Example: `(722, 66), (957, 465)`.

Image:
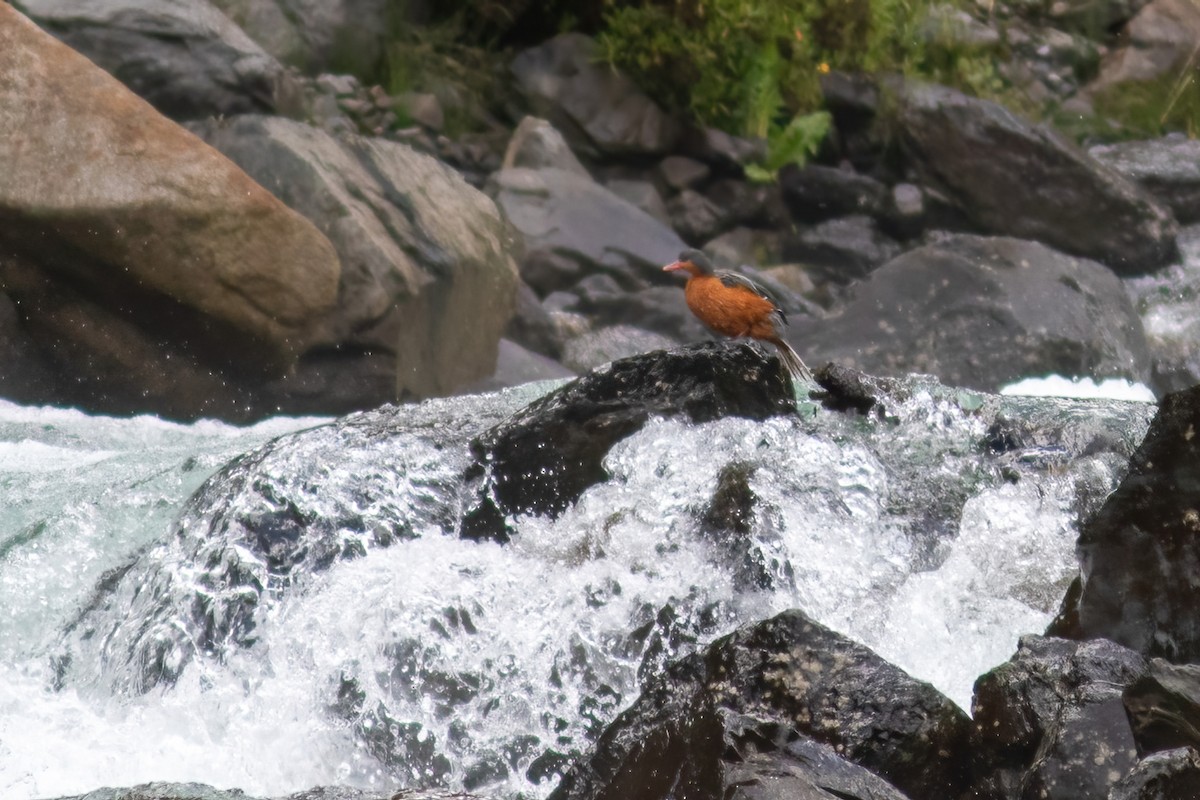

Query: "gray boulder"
(510, 33), (680, 157)
(15, 0), (283, 119)
(192, 115), (520, 406)
(1091, 137), (1200, 225)
(791, 233), (1152, 392)
(490, 167), (686, 293)
(784, 215), (902, 283)
(209, 0), (388, 74)
(893, 81), (1179, 273)
(501, 115), (589, 177)
(971, 635), (1146, 799)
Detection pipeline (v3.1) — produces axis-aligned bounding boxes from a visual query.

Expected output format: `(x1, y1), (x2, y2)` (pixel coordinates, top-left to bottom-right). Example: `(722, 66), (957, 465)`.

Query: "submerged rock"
(549, 609), (973, 800)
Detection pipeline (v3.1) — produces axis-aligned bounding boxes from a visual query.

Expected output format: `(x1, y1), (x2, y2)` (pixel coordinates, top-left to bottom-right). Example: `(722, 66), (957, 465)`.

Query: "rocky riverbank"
(3, 0), (1200, 420)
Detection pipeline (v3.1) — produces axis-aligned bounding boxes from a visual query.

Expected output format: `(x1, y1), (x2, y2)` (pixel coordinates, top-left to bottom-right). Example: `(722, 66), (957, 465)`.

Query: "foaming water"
(0, 385), (1152, 798)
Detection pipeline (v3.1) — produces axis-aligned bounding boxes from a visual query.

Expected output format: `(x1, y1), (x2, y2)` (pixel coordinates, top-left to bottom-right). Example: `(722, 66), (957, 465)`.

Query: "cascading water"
(0, 376), (1154, 799)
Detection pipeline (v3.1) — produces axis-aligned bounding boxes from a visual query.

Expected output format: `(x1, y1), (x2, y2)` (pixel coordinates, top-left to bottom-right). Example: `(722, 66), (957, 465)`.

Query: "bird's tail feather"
(769, 337), (815, 386)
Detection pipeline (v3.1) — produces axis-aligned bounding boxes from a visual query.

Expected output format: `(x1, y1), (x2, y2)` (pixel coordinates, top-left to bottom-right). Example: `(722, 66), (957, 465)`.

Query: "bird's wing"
(715, 269), (788, 325)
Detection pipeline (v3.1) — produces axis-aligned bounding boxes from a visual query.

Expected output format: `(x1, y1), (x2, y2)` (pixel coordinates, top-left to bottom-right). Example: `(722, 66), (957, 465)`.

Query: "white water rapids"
(0, 379), (1153, 799)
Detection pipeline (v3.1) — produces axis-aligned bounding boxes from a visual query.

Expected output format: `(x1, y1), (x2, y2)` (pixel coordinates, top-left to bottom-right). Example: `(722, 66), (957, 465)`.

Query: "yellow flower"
(818, 62), (831, 74)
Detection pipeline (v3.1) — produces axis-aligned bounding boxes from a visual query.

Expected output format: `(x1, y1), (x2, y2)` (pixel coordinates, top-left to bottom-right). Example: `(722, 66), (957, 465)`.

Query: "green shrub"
(596, 0), (1006, 172)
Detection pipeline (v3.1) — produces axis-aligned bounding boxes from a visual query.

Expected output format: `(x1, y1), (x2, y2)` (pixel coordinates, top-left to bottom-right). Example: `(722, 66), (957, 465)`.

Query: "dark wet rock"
(779, 164), (889, 224)
(784, 215), (902, 284)
(893, 81), (1179, 273)
(971, 635), (1146, 800)
(461, 343), (797, 541)
(550, 609), (972, 800)
(15, 0), (283, 120)
(1049, 384), (1200, 662)
(1110, 747), (1200, 800)
(1125, 660), (1200, 756)
(698, 462), (793, 592)
(1091, 137), (1200, 225)
(502, 116), (590, 177)
(510, 33), (680, 157)
(792, 233), (1152, 393)
(490, 167), (686, 294)
(811, 364), (910, 415)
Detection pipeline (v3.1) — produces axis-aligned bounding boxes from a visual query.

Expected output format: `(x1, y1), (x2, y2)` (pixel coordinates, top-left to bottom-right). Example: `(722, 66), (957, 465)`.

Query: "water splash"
(0, 382), (1154, 798)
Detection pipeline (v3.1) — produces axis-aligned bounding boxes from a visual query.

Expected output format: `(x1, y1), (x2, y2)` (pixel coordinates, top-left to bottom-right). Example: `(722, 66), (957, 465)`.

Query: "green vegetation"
(1090, 69), (1200, 140)
(362, 0), (1196, 158)
(595, 0), (1004, 172)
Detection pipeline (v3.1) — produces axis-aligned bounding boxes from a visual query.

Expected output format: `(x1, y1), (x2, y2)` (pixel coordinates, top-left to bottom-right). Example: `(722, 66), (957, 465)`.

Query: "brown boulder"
(0, 3), (341, 418)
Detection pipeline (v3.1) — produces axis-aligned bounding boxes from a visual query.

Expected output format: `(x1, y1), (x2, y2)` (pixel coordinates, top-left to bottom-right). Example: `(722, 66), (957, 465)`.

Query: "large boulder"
(490, 167), (686, 294)
(549, 609), (973, 800)
(892, 81), (1179, 273)
(14, 0), (283, 119)
(1090, 136), (1200, 225)
(970, 635), (1147, 799)
(192, 115), (520, 408)
(510, 33), (680, 158)
(1049, 384), (1200, 662)
(460, 342), (797, 541)
(791, 234), (1151, 393)
(0, 3), (340, 419)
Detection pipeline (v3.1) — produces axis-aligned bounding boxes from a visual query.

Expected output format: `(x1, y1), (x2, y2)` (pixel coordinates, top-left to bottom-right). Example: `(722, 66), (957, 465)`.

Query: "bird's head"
(662, 249), (714, 277)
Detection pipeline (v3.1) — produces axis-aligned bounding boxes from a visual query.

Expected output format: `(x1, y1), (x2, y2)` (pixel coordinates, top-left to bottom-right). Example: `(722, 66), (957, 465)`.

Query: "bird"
(663, 249), (814, 384)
